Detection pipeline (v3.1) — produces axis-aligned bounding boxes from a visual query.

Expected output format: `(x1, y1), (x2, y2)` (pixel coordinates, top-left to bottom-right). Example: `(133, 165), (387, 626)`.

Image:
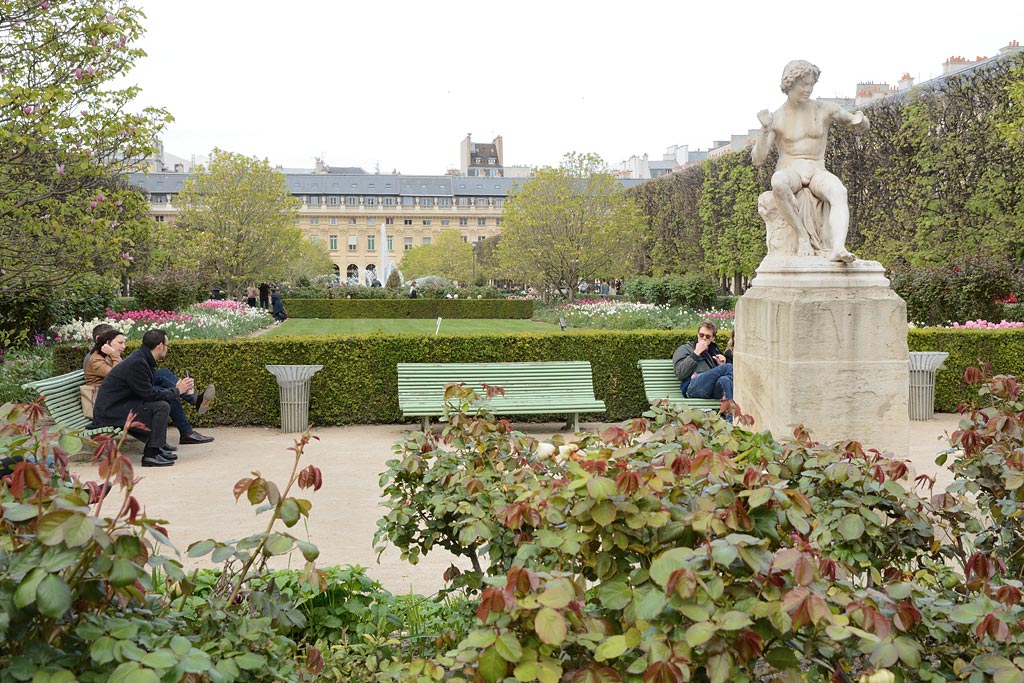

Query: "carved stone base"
(734, 258), (909, 456)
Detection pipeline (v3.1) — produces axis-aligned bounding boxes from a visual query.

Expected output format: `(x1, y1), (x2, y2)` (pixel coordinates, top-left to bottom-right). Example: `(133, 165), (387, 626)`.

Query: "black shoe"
(195, 384), (216, 415)
(179, 431), (214, 445)
(141, 452), (175, 467)
(162, 442), (177, 452)
(158, 447), (177, 461)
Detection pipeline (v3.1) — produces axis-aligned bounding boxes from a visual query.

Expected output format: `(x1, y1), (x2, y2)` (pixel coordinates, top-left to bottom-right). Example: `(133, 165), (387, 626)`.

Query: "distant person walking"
(408, 281), (418, 298)
(271, 287), (288, 323)
(258, 282), (270, 309)
(246, 284), (258, 307)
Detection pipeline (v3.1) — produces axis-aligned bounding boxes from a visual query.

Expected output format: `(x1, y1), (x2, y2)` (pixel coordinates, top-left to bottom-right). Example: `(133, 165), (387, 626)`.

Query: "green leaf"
(495, 632), (523, 662)
(765, 646), (799, 669)
(478, 645), (508, 683)
(90, 636), (117, 665)
(707, 652), (733, 683)
(109, 558), (139, 588)
(60, 514), (95, 547)
(140, 650), (178, 669)
(14, 567), (46, 608)
(634, 586), (667, 620)
(279, 498), (301, 527)
(747, 487), (773, 509)
(3, 503), (40, 522)
(234, 653), (266, 671)
(35, 573), (71, 618)
(717, 611), (752, 631)
(263, 533), (293, 556)
(169, 636), (191, 656)
(950, 603), (985, 623)
(295, 539), (320, 561)
(538, 579), (574, 609)
(786, 508), (810, 535)
(36, 510), (73, 546)
(894, 636), (921, 667)
(686, 621), (716, 647)
(595, 635), (628, 661)
(597, 579), (632, 610)
(464, 630), (497, 648)
(58, 434), (83, 456)
(870, 641), (899, 668)
(678, 603), (710, 622)
(993, 667), (1024, 683)
(534, 607), (567, 646)
(649, 547), (696, 588)
(591, 501), (616, 527)
(187, 540), (216, 558)
(586, 476), (618, 500)
(838, 514), (866, 541)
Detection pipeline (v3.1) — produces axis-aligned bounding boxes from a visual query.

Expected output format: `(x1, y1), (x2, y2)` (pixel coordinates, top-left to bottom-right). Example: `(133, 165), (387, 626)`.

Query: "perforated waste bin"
(908, 352), (949, 421)
(265, 364), (323, 432)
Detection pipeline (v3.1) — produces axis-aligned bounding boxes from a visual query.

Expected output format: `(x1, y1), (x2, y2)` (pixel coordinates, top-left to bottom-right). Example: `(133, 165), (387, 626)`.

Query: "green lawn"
(261, 318), (562, 336)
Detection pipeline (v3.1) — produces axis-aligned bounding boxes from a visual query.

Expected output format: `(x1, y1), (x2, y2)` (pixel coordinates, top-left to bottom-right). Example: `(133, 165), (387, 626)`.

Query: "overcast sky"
(125, 1), (1021, 174)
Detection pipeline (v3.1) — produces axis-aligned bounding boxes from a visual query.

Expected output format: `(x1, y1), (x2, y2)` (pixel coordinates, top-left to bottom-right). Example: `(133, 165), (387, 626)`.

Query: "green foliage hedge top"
(282, 298), (533, 320)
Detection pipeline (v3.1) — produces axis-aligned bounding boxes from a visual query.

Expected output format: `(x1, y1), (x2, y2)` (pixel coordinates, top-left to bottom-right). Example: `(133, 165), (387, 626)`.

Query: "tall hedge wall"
(282, 298), (533, 319)
(52, 329), (1024, 427)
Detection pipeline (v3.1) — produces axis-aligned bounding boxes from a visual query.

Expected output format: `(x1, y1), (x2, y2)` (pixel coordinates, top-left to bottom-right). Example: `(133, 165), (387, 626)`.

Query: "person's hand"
(851, 110), (870, 132)
(175, 377), (194, 395)
(100, 343), (114, 356)
(713, 354), (727, 366)
(757, 109), (773, 130)
(695, 338), (711, 356)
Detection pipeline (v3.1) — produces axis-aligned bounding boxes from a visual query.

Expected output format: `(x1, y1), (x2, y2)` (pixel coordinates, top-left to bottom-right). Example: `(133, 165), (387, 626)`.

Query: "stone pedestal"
(734, 257), (909, 456)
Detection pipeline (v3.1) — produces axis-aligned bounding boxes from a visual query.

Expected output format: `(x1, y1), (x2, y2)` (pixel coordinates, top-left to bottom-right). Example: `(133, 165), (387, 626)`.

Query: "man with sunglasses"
(671, 320), (733, 402)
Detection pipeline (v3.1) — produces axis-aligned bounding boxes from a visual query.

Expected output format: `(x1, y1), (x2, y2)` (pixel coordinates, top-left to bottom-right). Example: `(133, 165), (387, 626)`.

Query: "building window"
(348, 217), (356, 225)
(493, 198), (504, 207)
(329, 217), (338, 225)
(477, 218), (487, 227)
(385, 217), (394, 225)
(420, 197), (434, 207)
(423, 236), (431, 246)
(496, 218), (503, 226)
(474, 197), (489, 207)
(456, 197), (471, 207)
(440, 218), (450, 226)
(294, 216), (301, 224)
(488, 158), (496, 164)
(401, 196), (415, 206)
(462, 235), (468, 242)
(345, 196), (358, 206)
(438, 197), (452, 207)
(404, 237), (413, 250)
(459, 217), (468, 226)
(154, 215), (165, 222)
(386, 235), (394, 251)
(365, 196), (378, 206)
(367, 235), (376, 250)
(478, 235), (485, 242)
(382, 196), (396, 206)
(367, 217), (377, 225)
(404, 218), (413, 226)
(329, 234), (338, 250)
(348, 236), (357, 251)
(422, 219), (431, 226)
(327, 196), (340, 205)
(310, 217), (319, 225)
(151, 194), (168, 204)
(307, 196), (321, 205)
(310, 234), (319, 244)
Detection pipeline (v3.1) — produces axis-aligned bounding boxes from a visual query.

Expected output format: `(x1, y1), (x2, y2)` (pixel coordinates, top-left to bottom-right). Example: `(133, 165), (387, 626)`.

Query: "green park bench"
(21, 369), (123, 438)
(636, 359), (723, 413)
(397, 361), (606, 431)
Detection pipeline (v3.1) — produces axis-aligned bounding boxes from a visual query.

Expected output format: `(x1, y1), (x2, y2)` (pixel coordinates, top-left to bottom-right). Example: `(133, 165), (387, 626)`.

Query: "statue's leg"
(771, 172), (815, 256)
(811, 173), (856, 263)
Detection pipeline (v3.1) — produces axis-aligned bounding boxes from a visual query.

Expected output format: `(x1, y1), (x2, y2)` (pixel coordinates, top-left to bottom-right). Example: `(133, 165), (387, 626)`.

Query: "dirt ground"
(69, 415), (963, 597)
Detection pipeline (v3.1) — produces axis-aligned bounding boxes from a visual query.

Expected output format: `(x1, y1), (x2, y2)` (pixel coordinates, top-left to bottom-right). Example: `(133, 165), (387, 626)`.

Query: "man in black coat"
(93, 328), (194, 467)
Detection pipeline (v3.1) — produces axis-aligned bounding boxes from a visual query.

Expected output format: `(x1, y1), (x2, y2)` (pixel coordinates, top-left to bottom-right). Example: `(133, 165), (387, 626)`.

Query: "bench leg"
(421, 416), (430, 432)
(569, 413), (579, 432)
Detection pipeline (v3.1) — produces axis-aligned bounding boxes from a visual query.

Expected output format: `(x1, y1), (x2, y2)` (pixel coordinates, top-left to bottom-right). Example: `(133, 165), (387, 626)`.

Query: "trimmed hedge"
(282, 298), (533, 319)
(51, 328), (1024, 427)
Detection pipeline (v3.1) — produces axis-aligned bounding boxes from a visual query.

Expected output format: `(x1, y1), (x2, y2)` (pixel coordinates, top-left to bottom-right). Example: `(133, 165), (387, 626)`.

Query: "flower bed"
(51, 299), (273, 342)
(538, 299), (735, 331)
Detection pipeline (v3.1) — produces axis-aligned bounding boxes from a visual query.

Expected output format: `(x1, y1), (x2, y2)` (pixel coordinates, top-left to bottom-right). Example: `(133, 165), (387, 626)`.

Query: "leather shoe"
(141, 452), (175, 467)
(162, 442), (177, 452)
(194, 384), (216, 415)
(158, 447), (177, 460)
(179, 431), (214, 445)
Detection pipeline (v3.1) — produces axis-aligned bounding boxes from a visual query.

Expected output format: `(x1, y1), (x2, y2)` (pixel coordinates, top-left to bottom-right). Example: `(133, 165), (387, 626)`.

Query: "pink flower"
(121, 252), (133, 261)
(55, 163), (65, 175)
(74, 68), (83, 78)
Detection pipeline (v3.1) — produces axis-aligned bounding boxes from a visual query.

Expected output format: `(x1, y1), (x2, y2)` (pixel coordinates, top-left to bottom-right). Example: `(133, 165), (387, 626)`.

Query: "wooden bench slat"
(22, 370), (123, 438)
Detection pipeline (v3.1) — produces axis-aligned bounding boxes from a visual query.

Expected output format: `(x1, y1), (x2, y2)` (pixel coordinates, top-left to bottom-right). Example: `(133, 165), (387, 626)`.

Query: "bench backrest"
(21, 370), (118, 436)
(637, 359), (686, 403)
(397, 361), (604, 412)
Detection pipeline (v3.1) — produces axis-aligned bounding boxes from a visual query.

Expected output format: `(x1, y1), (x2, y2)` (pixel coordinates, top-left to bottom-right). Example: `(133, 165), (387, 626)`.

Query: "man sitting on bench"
(672, 320), (733, 403)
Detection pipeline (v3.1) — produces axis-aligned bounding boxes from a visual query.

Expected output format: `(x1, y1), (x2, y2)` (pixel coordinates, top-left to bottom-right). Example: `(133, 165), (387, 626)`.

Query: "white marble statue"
(752, 60), (870, 263)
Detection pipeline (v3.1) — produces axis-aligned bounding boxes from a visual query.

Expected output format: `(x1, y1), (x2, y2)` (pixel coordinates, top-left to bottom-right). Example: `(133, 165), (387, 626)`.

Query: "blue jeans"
(155, 368), (194, 435)
(684, 364), (733, 401)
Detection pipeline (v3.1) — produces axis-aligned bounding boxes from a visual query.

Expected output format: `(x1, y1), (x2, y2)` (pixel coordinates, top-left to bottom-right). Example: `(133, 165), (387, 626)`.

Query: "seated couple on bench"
(672, 320), (734, 405)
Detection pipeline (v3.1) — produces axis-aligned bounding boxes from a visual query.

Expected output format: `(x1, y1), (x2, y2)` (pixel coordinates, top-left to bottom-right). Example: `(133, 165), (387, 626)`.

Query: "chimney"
(999, 39), (1021, 55)
(898, 72), (914, 90)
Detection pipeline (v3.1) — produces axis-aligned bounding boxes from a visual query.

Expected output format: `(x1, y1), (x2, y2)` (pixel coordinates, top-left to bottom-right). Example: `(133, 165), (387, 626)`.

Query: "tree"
(698, 153), (765, 293)
(0, 0), (171, 339)
(282, 239), (337, 286)
(160, 149), (303, 295)
(497, 153), (646, 299)
(398, 230), (473, 283)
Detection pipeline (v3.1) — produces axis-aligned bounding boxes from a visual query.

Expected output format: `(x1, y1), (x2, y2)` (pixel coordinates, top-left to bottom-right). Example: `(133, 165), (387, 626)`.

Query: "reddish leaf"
(893, 599), (922, 631)
(506, 566), (539, 595)
(616, 470), (640, 495)
(297, 465), (323, 491)
(305, 646), (324, 674)
(481, 383), (506, 398)
(733, 629), (763, 661)
(643, 660), (685, 683)
(476, 587), (513, 622)
(601, 426), (629, 446)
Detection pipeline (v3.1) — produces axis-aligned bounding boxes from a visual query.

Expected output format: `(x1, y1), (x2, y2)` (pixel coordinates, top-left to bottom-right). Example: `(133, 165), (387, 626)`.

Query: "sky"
(124, 1), (1022, 175)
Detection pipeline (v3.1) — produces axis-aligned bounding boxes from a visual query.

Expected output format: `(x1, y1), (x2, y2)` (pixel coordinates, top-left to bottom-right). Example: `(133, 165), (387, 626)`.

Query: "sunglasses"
(697, 332), (715, 340)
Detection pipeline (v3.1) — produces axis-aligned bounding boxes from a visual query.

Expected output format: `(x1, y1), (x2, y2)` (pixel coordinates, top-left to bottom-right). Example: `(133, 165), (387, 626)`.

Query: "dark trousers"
(137, 401), (170, 453)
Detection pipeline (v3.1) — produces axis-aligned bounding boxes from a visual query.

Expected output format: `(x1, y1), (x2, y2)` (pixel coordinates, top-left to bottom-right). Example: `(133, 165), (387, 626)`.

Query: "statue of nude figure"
(751, 60), (870, 263)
